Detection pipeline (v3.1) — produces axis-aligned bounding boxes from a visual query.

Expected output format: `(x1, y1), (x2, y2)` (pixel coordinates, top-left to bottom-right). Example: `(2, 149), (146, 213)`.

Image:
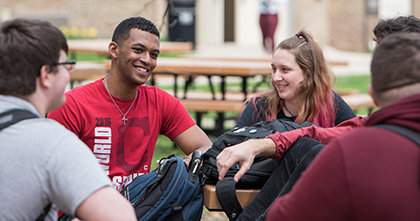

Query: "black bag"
(375, 124), (420, 181)
(200, 119), (315, 220)
(0, 109), (37, 130)
(120, 152), (204, 221)
(0, 109), (50, 221)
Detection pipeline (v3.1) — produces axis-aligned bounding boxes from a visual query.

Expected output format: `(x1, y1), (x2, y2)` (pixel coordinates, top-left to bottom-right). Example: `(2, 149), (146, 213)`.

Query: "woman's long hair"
(249, 30), (336, 128)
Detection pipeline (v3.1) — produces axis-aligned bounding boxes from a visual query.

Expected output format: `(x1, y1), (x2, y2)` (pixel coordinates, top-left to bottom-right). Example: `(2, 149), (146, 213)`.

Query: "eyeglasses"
(52, 60), (76, 72)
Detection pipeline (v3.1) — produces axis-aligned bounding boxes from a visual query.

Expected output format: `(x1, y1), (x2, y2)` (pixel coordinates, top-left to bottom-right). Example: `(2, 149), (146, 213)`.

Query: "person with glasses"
(0, 18), (136, 220)
(48, 17), (212, 192)
(55, 60), (76, 72)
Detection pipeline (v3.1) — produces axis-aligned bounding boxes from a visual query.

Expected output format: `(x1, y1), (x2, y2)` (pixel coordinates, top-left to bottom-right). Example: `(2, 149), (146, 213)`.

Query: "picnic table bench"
(179, 98), (244, 136)
(69, 62), (107, 88)
(180, 54), (349, 67)
(203, 184), (260, 211)
(341, 93), (376, 114)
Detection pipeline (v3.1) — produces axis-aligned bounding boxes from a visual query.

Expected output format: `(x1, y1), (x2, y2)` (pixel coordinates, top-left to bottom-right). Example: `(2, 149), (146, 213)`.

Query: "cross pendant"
(122, 118), (128, 125)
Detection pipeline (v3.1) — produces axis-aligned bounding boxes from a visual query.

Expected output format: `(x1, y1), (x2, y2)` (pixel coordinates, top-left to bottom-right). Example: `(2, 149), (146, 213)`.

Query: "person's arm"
(217, 138), (276, 182)
(173, 125), (212, 157)
(75, 186), (136, 221)
(267, 116), (368, 161)
(216, 116), (368, 182)
(158, 90), (212, 159)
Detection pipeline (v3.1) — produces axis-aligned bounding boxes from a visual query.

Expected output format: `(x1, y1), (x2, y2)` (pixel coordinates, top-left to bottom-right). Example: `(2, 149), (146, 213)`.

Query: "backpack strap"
(215, 177), (243, 221)
(0, 109), (38, 131)
(170, 201), (185, 221)
(375, 124), (420, 146)
(0, 109), (51, 221)
(35, 204), (52, 221)
(375, 124), (420, 185)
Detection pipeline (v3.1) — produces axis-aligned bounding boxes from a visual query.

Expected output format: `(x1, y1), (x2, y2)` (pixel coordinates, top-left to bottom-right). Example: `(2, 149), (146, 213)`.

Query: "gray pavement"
(322, 45), (372, 76)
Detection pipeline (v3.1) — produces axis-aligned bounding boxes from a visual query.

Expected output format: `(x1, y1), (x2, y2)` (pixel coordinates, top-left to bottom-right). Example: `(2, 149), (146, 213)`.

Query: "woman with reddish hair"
(236, 30), (356, 128)
(217, 30), (357, 221)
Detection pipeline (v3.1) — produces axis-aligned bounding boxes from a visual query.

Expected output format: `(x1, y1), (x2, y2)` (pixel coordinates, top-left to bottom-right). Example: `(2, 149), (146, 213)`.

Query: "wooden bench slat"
(203, 184), (260, 210)
(180, 55), (348, 67)
(179, 99), (244, 112)
(70, 62), (107, 81)
(341, 94), (376, 111)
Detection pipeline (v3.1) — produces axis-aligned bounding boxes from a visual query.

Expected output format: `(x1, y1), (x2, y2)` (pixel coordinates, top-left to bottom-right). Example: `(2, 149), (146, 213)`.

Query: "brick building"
(328, 0), (420, 52)
(0, 0), (168, 39)
(1, 0), (419, 52)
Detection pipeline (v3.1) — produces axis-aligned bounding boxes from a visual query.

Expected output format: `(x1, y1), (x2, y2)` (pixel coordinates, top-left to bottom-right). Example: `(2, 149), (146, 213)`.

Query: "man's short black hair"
(112, 16), (160, 45)
(371, 32), (420, 92)
(373, 15), (420, 44)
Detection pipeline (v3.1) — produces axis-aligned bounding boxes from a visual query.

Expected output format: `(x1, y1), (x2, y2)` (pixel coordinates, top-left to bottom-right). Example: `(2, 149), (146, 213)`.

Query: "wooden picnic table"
(99, 59), (376, 136)
(151, 57), (271, 101)
(69, 62), (107, 88)
(175, 55), (348, 98)
(68, 39), (193, 56)
(104, 57), (270, 100)
(151, 57), (271, 136)
(203, 184), (260, 211)
(180, 54), (349, 67)
(342, 93), (376, 114)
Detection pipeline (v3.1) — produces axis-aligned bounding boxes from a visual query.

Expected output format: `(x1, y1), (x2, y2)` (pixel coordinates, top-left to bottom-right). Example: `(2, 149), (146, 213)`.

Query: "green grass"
(69, 52), (109, 63)
(333, 75), (378, 116)
(334, 75), (370, 94)
(151, 136), (186, 171)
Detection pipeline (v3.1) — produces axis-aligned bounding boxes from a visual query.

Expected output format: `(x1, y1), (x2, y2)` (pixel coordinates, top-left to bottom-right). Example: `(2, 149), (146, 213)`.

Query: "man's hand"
(216, 138), (276, 183)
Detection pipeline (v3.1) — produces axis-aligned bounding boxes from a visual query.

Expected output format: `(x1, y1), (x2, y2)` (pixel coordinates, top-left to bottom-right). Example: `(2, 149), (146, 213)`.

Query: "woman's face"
(271, 49), (306, 103)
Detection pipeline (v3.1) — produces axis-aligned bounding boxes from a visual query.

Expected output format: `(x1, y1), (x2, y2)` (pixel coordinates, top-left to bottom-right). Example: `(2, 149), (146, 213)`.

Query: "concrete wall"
(292, 0), (330, 46)
(234, 0), (291, 47)
(195, 0), (291, 48)
(195, 0), (224, 45)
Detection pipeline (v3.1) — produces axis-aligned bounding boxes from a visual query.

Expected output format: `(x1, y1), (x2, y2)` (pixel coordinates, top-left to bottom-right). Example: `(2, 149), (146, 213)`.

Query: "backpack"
(120, 152), (204, 221)
(0, 109), (38, 130)
(200, 119), (315, 220)
(375, 124), (420, 182)
(0, 109), (50, 221)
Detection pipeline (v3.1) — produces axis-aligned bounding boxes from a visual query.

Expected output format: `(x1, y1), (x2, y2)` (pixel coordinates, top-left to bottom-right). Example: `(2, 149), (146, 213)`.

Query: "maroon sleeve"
(267, 116), (367, 161)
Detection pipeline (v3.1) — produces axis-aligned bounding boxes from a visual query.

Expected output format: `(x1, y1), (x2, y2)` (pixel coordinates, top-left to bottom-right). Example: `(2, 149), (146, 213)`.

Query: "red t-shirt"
(48, 78), (195, 190)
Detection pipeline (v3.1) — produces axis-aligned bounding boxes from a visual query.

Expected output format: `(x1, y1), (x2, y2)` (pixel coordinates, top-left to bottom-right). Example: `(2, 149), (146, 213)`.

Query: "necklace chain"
(104, 77), (138, 125)
(284, 104), (296, 117)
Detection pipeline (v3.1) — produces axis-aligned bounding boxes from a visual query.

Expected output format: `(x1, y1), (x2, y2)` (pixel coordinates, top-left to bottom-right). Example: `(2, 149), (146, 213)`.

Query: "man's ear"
(109, 41), (119, 59)
(367, 83), (379, 107)
(38, 65), (53, 89)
